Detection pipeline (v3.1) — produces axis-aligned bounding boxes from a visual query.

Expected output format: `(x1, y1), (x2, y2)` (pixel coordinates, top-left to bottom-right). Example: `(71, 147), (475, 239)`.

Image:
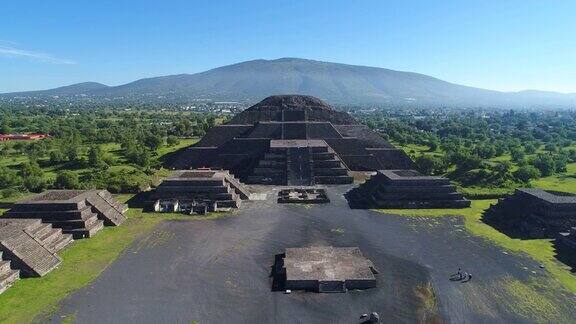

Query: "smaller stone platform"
(147, 169), (251, 213)
(277, 188), (329, 204)
(483, 188), (576, 239)
(272, 246), (378, 293)
(5, 189), (127, 239)
(0, 218), (73, 277)
(346, 170), (470, 209)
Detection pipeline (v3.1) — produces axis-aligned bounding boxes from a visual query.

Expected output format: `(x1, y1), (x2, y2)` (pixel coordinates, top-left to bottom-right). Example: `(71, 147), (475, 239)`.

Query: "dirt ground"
(45, 186), (576, 323)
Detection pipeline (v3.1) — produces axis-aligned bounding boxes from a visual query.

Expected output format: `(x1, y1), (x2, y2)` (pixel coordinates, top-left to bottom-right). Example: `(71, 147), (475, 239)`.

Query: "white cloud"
(0, 45), (76, 64)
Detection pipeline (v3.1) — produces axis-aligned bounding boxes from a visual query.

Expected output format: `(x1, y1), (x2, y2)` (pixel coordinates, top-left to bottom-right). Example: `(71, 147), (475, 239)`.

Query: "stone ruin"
(483, 188), (576, 239)
(146, 169), (251, 214)
(0, 218), (73, 293)
(169, 95), (414, 186)
(556, 227), (576, 270)
(0, 189), (126, 294)
(277, 188), (330, 204)
(346, 170), (471, 209)
(5, 189), (127, 239)
(271, 246), (378, 293)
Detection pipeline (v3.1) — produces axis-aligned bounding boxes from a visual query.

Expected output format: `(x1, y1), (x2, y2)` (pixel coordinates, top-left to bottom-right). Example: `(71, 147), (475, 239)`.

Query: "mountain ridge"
(2, 58), (575, 108)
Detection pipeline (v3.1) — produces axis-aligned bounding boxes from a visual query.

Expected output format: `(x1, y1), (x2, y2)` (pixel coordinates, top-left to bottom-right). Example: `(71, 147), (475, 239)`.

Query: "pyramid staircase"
(246, 144), (353, 185)
(86, 190), (128, 226)
(245, 147), (287, 185)
(310, 146), (353, 185)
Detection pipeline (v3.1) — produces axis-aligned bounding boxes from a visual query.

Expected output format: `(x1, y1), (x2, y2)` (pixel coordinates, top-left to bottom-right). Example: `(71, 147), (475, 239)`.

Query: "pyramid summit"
(229, 94), (358, 125)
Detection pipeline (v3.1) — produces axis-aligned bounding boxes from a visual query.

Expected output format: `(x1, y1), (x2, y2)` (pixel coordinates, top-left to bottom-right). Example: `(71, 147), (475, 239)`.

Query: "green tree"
(88, 145), (106, 168)
(166, 135), (180, 146)
(20, 161), (47, 192)
(54, 171), (80, 189)
(514, 165), (540, 183)
(0, 166), (20, 188)
(530, 154), (555, 177)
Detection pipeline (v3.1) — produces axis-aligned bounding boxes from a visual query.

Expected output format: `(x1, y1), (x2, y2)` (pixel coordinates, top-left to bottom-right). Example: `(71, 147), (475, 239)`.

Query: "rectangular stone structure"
(148, 169), (251, 212)
(346, 170), (470, 209)
(282, 246), (377, 292)
(5, 189), (127, 239)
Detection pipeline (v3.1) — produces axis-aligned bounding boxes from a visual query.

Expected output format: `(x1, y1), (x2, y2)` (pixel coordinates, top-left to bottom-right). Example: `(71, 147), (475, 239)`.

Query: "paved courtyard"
(47, 186), (576, 323)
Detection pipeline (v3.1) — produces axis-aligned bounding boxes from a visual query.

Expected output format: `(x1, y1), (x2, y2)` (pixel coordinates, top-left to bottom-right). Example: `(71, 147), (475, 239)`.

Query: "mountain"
(2, 58), (575, 108)
(6, 82), (109, 97)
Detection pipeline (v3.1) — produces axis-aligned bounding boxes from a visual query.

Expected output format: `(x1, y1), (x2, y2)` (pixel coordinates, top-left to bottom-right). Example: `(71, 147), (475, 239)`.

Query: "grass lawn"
(376, 200), (576, 293)
(532, 163), (576, 193)
(0, 198), (229, 323)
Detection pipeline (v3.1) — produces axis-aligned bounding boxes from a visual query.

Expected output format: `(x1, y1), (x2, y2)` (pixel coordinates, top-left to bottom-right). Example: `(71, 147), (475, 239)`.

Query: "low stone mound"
(271, 246), (378, 293)
(483, 188), (576, 239)
(147, 169), (251, 213)
(277, 188), (330, 204)
(5, 189), (126, 239)
(346, 170), (470, 209)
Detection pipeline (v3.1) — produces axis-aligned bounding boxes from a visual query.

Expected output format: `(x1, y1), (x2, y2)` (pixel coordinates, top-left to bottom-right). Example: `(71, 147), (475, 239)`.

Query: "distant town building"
(0, 133), (50, 141)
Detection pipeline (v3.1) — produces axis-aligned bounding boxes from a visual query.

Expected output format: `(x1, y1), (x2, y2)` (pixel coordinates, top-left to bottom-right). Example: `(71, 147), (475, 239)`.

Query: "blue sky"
(1, 0), (575, 93)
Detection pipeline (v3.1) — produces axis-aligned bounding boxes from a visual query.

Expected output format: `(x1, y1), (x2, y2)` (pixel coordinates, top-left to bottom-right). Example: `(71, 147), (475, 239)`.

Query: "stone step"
(376, 184), (458, 194)
(5, 205), (94, 221)
(224, 175), (251, 200)
(373, 190), (465, 201)
(50, 214), (100, 230)
(37, 227), (63, 247)
(0, 260), (12, 273)
(246, 175), (286, 185)
(0, 268), (20, 294)
(312, 152), (336, 160)
(26, 222), (53, 239)
(313, 168), (349, 176)
(252, 167), (286, 175)
(46, 234), (73, 252)
(216, 200), (241, 209)
(314, 176), (354, 185)
(312, 160), (342, 168)
(153, 185), (231, 193)
(372, 199), (471, 209)
(65, 219), (104, 239)
(86, 196), (127, 226)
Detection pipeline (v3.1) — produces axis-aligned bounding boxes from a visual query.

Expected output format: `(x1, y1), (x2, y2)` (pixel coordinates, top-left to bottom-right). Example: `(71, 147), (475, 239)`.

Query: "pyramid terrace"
(170, 95), (414, 186)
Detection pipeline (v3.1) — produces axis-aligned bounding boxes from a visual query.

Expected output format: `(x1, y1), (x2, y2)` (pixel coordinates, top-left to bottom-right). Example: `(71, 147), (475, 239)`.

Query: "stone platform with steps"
(147, 169), (252, 213)
(483, 188), (576, 239)
(5, 189), (127, 239)
(0, 218), (73, 283)
(346, 170), (470, 209)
